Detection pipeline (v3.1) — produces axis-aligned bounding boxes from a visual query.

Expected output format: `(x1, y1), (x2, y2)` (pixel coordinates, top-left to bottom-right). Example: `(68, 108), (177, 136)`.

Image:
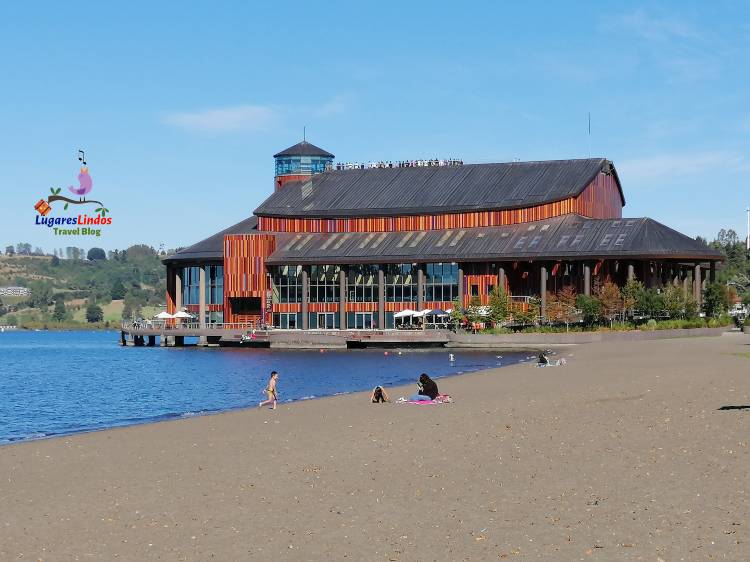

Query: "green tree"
(85, 302), (104, 323)
(487, 285), (510, 325)
(621, 279), (644, 317)
(5, 245), (15, 255)
(50, 254), (60, 266)
(53, 299), (67, 322)
(111, 279), (127, 300)
(87, 247), (107, 261)
(122, 301), (133, 320)
(450, 297), (464, 326)
(27, 280), (53, 309)
(513, 297), (540, 325)
(702, 282), (729, 318)
(126, 244), (157, 258)
(575, 294), (602, 326)
(662, 285), (686, 318)
(5, 314), (18, 326)
(638, 288), (665, 319)
(465, 296), (485, 325)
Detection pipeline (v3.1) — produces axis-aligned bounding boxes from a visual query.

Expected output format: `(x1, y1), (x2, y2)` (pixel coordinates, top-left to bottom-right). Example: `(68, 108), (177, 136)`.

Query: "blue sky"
(1, 1), (748, 253)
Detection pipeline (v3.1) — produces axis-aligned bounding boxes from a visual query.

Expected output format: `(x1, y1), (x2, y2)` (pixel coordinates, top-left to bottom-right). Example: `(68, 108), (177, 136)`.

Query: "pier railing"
(122, 321), (261, 332)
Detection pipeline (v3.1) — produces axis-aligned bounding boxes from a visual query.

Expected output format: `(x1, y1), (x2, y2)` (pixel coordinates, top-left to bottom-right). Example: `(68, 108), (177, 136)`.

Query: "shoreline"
(3, 334), (748, 560)
(0, 352), (538, 446)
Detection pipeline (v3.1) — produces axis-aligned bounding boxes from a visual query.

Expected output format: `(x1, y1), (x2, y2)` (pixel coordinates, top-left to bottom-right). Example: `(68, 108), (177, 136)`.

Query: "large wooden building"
(164, 140), (723, 330)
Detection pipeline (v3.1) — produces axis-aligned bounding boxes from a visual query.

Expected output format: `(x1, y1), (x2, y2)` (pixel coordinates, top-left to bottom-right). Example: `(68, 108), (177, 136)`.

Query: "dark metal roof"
(254, 159), (624, 218)
(273, 141), (334, 159)
(265, 215), (723, 265)
(162, 216), (258, 263)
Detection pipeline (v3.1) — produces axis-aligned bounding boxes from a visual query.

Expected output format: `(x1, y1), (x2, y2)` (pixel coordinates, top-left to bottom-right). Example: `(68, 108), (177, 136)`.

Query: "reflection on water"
(0, 331), (527, 443)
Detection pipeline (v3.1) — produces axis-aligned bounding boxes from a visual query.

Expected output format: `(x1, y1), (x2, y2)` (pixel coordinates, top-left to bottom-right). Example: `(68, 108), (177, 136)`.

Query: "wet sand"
(2, 333), (749, 561)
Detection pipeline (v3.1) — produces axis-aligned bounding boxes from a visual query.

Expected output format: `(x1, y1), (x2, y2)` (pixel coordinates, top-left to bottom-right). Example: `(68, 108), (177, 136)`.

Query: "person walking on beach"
(259, 371), (279, 410)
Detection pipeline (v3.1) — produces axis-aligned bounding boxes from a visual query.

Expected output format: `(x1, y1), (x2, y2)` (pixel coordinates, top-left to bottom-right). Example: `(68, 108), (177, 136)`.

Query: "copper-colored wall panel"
(345, 302), (378, 312)
(308, 303), (339, 313)
(223, 234), (276, 325)
(463, 274), (499, 306)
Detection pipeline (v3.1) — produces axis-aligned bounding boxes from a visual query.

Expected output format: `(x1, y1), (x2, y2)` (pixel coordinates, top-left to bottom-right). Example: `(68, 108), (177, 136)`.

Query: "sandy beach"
(2, 333), (749, 561)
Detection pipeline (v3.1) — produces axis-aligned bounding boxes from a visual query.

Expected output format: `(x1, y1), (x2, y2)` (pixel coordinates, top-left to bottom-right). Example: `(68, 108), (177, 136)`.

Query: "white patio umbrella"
(413, 309), (432, 318)
(154, 311), (174, 319)
(172, 311), (193, 319)
(393, 309), (416, 319)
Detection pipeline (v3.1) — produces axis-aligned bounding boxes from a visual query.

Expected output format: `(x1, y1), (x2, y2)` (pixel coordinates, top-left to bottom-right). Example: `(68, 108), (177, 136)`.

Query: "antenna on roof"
(587, 112), (591, 158)
(303, 126), (306, 142)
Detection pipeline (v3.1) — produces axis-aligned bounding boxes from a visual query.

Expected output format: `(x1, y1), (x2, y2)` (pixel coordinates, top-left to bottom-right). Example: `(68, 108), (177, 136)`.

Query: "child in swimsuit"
(259, 371), (279, 410)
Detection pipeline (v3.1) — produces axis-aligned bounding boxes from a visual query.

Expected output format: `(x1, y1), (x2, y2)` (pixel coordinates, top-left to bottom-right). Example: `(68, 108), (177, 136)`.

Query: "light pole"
(746, 206), (749, 251)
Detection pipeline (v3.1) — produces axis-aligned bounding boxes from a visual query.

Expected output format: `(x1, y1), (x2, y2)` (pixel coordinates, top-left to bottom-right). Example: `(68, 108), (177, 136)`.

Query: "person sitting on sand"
(371, 385), (390, 403)
(537, 352), (549, 366)
(259, 371), (279, 410)
(410, 373), (440, 401)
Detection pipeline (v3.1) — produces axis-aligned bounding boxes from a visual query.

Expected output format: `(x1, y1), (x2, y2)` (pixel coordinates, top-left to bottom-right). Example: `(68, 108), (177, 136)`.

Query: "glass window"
(275, 156), (333, 176)
(205, 265), (224, 305)
(270, 265), (303, 303)
(424, 263), (458, 303)
(273, 312), (299, 329)
(347, 264), (379, 303)
(206, 310), (223, 325)
(181, 266), (200, 305)
(308, 265), (341, 303)
(384, 263), (418, 302)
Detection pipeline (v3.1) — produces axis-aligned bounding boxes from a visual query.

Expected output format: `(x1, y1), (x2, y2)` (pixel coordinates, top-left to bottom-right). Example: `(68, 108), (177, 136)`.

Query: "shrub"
(639, 288), (666, 319)
(85, 302), (104, 323)
(662, 285), (686, 319)
(644, 319), (657, 331)
(487, 285), (510, 325)
(702, 283), (730, 318)
(575, 294), (601, 326)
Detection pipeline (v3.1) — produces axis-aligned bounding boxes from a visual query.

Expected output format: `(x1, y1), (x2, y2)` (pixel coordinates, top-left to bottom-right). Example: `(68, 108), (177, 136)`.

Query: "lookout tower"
(273, 140), (334, 191)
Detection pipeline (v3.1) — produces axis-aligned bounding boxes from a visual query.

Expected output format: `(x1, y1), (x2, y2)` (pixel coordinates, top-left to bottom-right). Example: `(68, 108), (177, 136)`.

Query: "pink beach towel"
(407, 394), (453, 405)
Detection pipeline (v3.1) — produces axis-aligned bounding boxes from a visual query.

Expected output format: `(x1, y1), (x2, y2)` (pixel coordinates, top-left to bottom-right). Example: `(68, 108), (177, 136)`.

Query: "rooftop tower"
(273, 140), (334, 191)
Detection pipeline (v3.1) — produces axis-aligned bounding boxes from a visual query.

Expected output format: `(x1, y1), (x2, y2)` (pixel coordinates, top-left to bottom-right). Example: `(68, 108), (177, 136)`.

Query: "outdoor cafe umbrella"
(428, 308), (449, 317)
(393, 309), (416, 318)
(154, 311), (174, 319)
(172, 311), (193, 319)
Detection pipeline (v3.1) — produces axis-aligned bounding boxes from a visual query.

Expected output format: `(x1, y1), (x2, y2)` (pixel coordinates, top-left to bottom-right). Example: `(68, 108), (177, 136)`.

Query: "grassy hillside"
(0, 248), (167, 329)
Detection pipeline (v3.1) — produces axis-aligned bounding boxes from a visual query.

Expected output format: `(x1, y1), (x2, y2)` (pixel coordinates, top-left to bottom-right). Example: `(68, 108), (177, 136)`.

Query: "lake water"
(0, 330), (530, 444)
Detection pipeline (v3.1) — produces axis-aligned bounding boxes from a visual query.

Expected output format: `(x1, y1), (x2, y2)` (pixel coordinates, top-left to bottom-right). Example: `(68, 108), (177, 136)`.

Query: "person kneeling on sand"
(259, 371), (279, 410)
(371, 385), (390, 403)
(537, 352), (549, 366)
(410, 373), (439, 401)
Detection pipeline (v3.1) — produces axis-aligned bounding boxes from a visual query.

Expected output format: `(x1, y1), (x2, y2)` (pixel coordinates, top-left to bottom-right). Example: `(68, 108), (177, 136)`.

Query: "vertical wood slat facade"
(462, 274), (499, 306)
(166, 265), (177, 314)
(223, 234), (276, 325)
(257, 173), (623, 233)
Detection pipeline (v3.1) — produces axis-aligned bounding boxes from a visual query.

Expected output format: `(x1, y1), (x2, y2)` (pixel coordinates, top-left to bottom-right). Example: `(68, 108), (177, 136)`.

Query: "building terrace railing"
(122, 321), (262, 332)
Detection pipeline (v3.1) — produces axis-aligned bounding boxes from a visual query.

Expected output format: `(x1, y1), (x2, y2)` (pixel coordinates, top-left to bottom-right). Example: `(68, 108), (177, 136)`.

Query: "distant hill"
(0, 249), (166, 329)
